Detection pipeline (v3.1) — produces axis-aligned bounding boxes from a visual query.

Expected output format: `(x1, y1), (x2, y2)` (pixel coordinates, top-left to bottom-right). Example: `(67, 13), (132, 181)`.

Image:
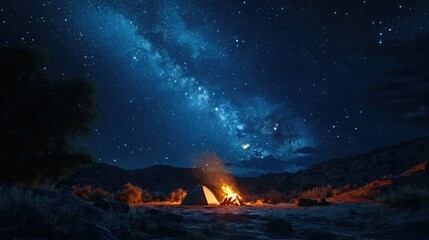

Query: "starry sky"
(1, 0), (429, 172)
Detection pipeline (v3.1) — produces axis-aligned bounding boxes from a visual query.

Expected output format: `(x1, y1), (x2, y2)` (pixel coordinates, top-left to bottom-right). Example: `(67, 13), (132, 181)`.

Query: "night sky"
(1, 0), (429, 172)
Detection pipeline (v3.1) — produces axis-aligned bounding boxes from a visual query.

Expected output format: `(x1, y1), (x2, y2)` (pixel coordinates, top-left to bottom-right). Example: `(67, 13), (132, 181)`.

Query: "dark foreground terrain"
(140, 202), (429, 240)
(2, 137), (429, 239)
(1, 186), (428, 240)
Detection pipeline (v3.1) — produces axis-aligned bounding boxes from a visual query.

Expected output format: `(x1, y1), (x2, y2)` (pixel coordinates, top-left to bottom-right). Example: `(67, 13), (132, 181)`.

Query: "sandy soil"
(138, 202), (429, 239)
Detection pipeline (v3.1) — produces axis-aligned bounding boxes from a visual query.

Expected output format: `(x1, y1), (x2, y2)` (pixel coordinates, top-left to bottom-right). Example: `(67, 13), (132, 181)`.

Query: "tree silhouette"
(0, 47), (98, 184)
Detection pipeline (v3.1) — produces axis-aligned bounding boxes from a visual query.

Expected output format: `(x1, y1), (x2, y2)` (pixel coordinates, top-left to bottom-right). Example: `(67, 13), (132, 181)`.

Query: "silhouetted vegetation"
(0, 46), (98, 184)
(299, 184), (332, 199)
(71, 184), (110, 202)
(377, 185), (429, 210)
(114, 183), (152, 205)
(0, 186), (77, 233)
(168, 188), (187, 203)
(150, 191), (167, 202)
(264, 190), (286, 204)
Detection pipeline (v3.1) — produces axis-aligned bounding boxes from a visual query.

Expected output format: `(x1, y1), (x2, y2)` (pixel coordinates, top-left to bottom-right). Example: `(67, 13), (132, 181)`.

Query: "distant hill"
(334, 161), (429, 202)
(60, 163), (237, 197)
(239, 136), (429, 194)
(61, 136), (429, 196)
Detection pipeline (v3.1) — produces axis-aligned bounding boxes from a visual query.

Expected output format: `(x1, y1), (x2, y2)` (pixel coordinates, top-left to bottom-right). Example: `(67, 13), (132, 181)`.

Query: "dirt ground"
(138, 202), (429, 239)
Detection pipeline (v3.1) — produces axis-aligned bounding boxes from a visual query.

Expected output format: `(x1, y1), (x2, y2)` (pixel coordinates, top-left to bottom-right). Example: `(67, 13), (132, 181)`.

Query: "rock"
(295, 198), (319, 207)
(54, 219), (118, 240)
(156, 222), (188, 238)
(265, 218), (293, 235)
(94, 198), (130, 213)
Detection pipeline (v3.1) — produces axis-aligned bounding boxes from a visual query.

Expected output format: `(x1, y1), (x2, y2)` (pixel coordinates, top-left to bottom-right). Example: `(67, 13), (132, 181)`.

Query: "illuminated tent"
(181, 185), (219, 205)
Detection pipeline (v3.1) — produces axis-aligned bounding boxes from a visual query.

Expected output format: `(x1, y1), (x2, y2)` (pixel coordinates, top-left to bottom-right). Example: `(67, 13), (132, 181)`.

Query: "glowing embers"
(220, 184), (244, 206)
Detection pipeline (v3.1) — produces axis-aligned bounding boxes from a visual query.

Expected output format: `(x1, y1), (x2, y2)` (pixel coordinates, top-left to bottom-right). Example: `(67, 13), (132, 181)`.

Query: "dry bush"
(151, 191), (166, 202)
(377, 185), (429, 210)
(343, 184), (356, 191)
(265, 190), (286, 204)
(71, 184), (91, 199)
(241, 192), (287, 204)
(286, 190), (301, 201)
(71, 184), (110, 201)
(89, 187), (110, 201)
(332, 188), (343, 197)
(114, 183), (145, 205)
(300, 185), (332, 199)
(168, 188), (187, 202)
(141, 189), (153, 203)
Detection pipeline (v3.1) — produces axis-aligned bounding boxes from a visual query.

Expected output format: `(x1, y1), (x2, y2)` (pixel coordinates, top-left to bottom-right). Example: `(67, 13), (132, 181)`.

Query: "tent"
(181, 185), (219, 205)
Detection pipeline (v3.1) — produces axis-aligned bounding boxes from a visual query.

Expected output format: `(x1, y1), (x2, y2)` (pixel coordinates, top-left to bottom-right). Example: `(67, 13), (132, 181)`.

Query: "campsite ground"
(2, 185), (429, 239)
(136, 202), (429, 239)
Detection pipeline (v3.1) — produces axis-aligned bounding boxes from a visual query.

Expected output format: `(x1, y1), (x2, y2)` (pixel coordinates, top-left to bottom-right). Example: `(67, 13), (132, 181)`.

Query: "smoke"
(191, 153), (239, 198)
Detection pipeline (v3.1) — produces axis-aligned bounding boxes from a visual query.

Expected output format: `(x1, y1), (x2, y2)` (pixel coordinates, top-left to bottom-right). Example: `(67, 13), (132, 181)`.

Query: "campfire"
(220, 184), (244, 206)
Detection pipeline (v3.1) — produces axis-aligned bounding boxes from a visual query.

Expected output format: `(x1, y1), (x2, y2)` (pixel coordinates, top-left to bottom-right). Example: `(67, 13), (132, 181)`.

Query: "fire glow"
(220, 183), (244, 206)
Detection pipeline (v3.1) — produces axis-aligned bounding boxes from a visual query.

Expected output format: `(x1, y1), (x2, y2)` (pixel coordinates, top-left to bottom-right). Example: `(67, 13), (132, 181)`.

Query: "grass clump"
(168, 188), (187, 203)
(377, 185), (429, 210)
(0, 186), (76, 230)
(71, 184), (110, 201)
(299, 184), (332, 199)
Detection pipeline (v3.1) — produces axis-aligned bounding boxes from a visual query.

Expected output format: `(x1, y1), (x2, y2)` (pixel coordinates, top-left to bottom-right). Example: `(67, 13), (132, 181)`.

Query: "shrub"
(377, 185), (429, 210)
(331, 188), (343, 197)
(141, 189), (153, 203)
(71, 184), (110, 201)
(168, 188), (187, 203)
(89, 186), (110, 201)
(71, 184), (92, 199)
(300, 185), (332, 199)
(265, 190), (286, 204)
(151, 191), (167, 202)
(343, 184), (355, 191)
(114, 183), (144, 205)
(286, 190), (301, 201)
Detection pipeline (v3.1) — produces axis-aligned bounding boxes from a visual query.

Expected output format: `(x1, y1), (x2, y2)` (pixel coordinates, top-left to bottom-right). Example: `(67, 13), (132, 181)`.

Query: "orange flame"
(221, 184), (243, 205)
